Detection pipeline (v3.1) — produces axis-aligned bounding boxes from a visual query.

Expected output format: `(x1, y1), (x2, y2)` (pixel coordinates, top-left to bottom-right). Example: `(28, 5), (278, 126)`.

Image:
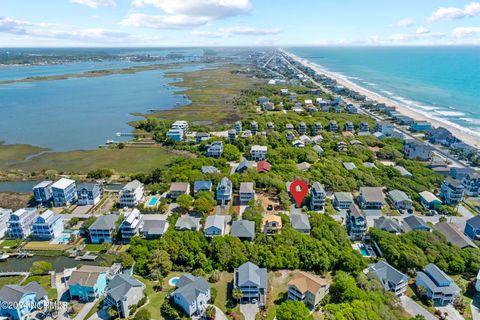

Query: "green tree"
(232, 288), (244, 304)
(276, 300), (311, 320)
(30, 261), (52, 275)
(222, 144), (241, 161)
(194, 192), (216, 216)
(206, 305), (216, 320)
(133, 308), (151, 320)
(176, 194), (194, 212)
(107, 307), (118, 319)
(117, 252), (135, 269)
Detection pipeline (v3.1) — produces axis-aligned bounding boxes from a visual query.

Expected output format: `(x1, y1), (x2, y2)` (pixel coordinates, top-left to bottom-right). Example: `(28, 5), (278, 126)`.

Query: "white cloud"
(121, 13), (210, 28)
(452, 27), (480, 38)
(124, 0), (251, 29)
(429, 2), (480, 22)
(191, 26), (281, 38)
(71, 0), (116, 8)
(395, 18), (415, 27)
(416, 26), (430, 34)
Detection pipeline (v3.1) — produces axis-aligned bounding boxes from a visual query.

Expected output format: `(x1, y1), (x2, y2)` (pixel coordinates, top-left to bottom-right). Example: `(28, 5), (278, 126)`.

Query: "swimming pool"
(148, 197), (159, 206)
(168, 276), (179, 286)
(359, 246), (369, 257)
(52, 234), (71, 245)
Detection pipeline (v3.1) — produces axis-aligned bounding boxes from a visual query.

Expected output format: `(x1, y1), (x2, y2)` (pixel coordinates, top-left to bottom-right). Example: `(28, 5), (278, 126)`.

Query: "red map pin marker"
(290, 180), (308, 208)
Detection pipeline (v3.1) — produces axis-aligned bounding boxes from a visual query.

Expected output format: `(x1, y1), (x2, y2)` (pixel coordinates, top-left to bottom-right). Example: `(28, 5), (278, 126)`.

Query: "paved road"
(400, 296), (436, 320)
(458, 204), (474, 219)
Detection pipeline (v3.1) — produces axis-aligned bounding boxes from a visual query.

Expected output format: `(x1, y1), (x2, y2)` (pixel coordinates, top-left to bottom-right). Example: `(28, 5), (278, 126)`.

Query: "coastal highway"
(277, 49), (467, 169)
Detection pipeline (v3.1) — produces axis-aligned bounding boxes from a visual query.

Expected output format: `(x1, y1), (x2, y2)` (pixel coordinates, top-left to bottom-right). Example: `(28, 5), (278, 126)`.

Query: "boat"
(106, 140), (116, 144)
(0, 252), (10, 261)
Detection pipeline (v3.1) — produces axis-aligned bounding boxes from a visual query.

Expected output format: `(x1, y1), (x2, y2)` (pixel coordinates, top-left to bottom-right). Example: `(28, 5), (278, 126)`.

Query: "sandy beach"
(284, 51), (479, 149)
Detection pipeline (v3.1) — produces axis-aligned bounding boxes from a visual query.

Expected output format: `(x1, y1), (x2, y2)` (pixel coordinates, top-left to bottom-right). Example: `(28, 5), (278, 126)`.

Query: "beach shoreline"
(283, 50), (479, 149)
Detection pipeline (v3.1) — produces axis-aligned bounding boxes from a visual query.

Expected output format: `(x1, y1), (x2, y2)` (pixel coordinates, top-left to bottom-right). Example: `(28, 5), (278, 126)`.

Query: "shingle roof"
(416, 264), (460, 296)
(107, 274), (144, 302)
(123, 180), (142, 191)
(290, 214), (311, 231)
(467, 215), (480, 229)
(0, 282), (46, 304)
(89, 214), (118, 231)
(403, 215), (430, 232)
(169, 182), (190, 193)
(205, 215), (225, 231)
(231, 220), (255, 239)
(374, 217), (401, 233)
(239, 182), (254, 193)
(236, 262), (268, 289)
(201, 166), (219, 174)
(142, 219), (168, 236)
(51, 178), (75, 190)
(174, 275), (210, 305)
(334, 192), (353, 202)
(388, 190), (410, 204)
(288, 271), (328, 295)
(435, 222), (478, 248)
(360, 187), (385, 203)
(369, 260), (408, 290)
(175, 216), (200, 230)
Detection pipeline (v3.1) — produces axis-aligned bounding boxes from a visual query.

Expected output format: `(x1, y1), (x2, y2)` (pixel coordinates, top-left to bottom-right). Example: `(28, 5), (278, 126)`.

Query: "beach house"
(172, 120), (189, 132)
(287, 271), (329, 309)
(310, 182), (326, 211)
(119, 180), (144, 207)
(204, 215), (227, 237)
(440, 177), (464, 205)
(329, 120), (338, 132)
(175, 216), (201, 231)
(0, 282), (47, 320)
(32, 180), (53, 205)
(194, 180), (212, 195)
(120, 208), (143, 242)
(231, 220), (255, 241)
(89, 214), (118, 244)
(169, 182), (190, 200)
(435, 222), (477, 249)
(333, 192), (354, 209)
(68, 265), (109, 302)
(465, 216), (480, 241)
(346, 205), (366, 241)
(263, 214), (282, 234)
(216, 177), (232, 205)
(250, 145), (268, 161)
(234, 262), (268, 306)
(375, 122), (394, 137)
(228, 129), (237, 143)
(368, 260), (408, 296)
(31, 210), (64, 240)
(239, 182), (255, 204)
(6, 208), (37, 239)
(141, 215), (169, 239)
(358, 187), (385, 209)
(257, 160), (271, 173)
(462, 171), (480, 197)
(0, 209), (10, 239)
(387, 190), (413, 211)
(250, 121), (258, 134)
(416, 264), (460, 306)
(403, 140), (432, 160)
(206, 141), (224, 158)
(374, 217), (402, 234)
(77, 183), (102, 206)
(410, 121), (432, 132)
(105, 274), (145, 318)
(298, 122), (307, 135)
(51, 178), (77, 207)
(195, 132), (211, 144)
(402, 215), (431, 233)
(234, 121), (242, 133)
(290, 213), (311, 234)
(166, 128), (183, 141)
(172, 275), (211, 317)
(419, 191), (442, 210)
(344, 121), (354, 132)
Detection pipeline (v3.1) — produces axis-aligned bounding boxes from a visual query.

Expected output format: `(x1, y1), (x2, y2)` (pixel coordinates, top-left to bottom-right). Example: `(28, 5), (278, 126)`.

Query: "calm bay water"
(288, 47), (480, 137)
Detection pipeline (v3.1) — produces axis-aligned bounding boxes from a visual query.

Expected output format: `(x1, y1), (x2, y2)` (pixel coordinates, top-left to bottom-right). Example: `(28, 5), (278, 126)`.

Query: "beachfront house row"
(368, 260), (408, 296)
(346, 205), (366, 241)
(216, 177), (232, 205)
(119, 180), (144, 207)
(77, 183), (102, 206)
(234, 262), (268, 306)
(120, 208), (143, 242)
(419, 191), (442, 210)
(416, 264), (460, 306)
(387, 190), (413, 211)
(231, 220), (255, 241)
(173, 275), (211, 317)
(6, 208), (37, 239)
(204, 215), (227, 237)
(465, 216), (480, 241)
(250, 145), (268, 161)
(410, 121), (432, 132)
(402, 215), (431, 233)
(440, 177), (464, 205)
(0, 282), (47, 320)
(169, 182), (191, 200)
(287, 271), (329, 309)
(31, 210), (64, 240)
(89, 214), (118, 244)
(206, 141), (224, 158)
(68, 265), (109, 302)
(462, 172), (480, 197)
(403, 140), (432, 161)
(32, 180), (53, 205)
(310, 182), (326, 211)
(333, 192), (354, 209)
(239, 182), (255, 204)
(375, 122), (394, 137)
(51, 178), (77, 207)
(290, 213), (311, 234)
(105, 274), (145, 318)
(358, 187), (385, 209)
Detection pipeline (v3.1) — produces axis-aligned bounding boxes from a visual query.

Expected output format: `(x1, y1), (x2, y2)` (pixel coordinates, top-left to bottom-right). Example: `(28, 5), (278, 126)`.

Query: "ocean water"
(288, 47), (480, 138)
(0, 64), (203, 151)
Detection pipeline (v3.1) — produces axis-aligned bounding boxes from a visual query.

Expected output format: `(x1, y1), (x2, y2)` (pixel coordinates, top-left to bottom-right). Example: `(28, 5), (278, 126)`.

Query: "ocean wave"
(364, 82), (377, 86)
(379, 90), (394, 96)
(416, 104), (439, 111)
(435, 110), (465, 117)
(460, 117), (480, 125)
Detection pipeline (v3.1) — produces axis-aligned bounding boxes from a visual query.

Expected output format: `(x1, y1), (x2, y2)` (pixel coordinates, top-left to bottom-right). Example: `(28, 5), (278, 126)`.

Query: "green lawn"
(84, 243), (110, 252)
(0, 143), (47, 168)
(136, 276), (170, 320)
(3, 146), (179, 174)
(0, 275), (24, 287)
(264, 271), (295, 320)
(211, 272), (244, 320)
(0, 239), (23, 248)
(23, 275), (57, 299)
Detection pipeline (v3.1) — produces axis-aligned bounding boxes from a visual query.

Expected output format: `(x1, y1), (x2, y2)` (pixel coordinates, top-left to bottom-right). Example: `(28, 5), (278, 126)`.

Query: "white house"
(239, 182), (255, 204)
(172, 275), (210, 317)
(250, 145), (268, 161)
(6, 208), (37, 239)
(119, 180), (144, 207)
(31, 210), (64, 240)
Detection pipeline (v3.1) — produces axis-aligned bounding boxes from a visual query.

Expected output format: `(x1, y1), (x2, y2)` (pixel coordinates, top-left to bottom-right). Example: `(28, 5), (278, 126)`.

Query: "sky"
(1, 0), (480, 47)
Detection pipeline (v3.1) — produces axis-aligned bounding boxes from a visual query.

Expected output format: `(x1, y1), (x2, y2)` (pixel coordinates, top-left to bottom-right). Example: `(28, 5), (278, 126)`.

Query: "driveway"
(75, 301), (96, 320)
(214, 306), (228, 320)
(458, 204), (474, 219)
(400, 296), (436, 320)
(55, 273), (70, 320)
(471, 293), (480, 320)
(240, 303), (259, 320)
(436, 305), (464, 320)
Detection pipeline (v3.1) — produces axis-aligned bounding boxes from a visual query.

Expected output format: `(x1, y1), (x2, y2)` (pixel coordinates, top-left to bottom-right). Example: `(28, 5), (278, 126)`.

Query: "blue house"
(166, 128), (183, 141)
(89, 214), (118, 244)
(51, 178), (77, 207)
(410, 121), (432, 132)
(465, 216), (480, 241)
(31, 210), (64, 240)
(216, 177), (232, 205)
(32, 180), (53, 205)
(419, 191), (442, 210)
(172, 275), (211, 317)
(416, 264), (460, 306)
(194, 180), (212, 195)
(77, 183), (102, 206)
(0, 282), (47, 320)
(68, 265), (109, 302)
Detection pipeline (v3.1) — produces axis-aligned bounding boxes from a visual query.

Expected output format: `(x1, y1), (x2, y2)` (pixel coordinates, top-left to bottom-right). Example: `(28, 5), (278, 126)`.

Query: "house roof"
(360, 187), (385, 203)
(0, 281), (47, 304)
(240, 182), (254, 193)
(169, 182), (190, 193)
(394, 165), (412, 177)
(290, 214), (311, 231)
(201, 166), (219, 174)
(369, 260), (408, 289)
(173, 275), (210, 305)
(257, 160), (271, 172)
(388, 190), (411, 204)
(68, 270), (103, 287)
(348, 204), (364, 218)
(123, 180), (142, 191)
(263, 214), (282, 227)
(467, 215), (480, 229)
(89, 214), (118, 231)
(251, 145), (267, 152)
(236, 262), (268, 289)
(51, 178), (75, 190)
(217, 177), (232, 192)
(343, 162), (357, 170)
(374, 217), (401, 233)
(334, 192), (353, 202)
(194, 180), (212, 191)
(33, 180), (53, 189)
(297, 162), (311, 171)
(434, 222), (478, 248)
(205, 215), (226, 231)
(142, 219), (168, 236)
(231, 220), (255, 239)
(107, 274), (144, 302)
(288, 271), (328, 295)
(403, 215), (430, 231)
(175, 216), (200, 230)
(237, 160), (255, 172)
(22, 281), (47, 301)
(416, 264), (460, 296)
(419, 191), (441, 204)
(77, 183), (100, 192)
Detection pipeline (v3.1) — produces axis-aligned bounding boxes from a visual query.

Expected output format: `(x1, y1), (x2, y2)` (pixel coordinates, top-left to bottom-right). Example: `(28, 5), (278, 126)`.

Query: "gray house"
(333, 192), (353, 209)
(204, 215), (226, 237)
(374, 217), (402, 234)
(105, 274), (145, 318)
(175, 216), (201, 231)
(290, 213), (311, 234)
(142, 215), (169, 239)
(416, 264), (460, 306)
(231, 220), (255, 241)
(387, 190), (413, 211)
(172, 275), (211, 317)
(368, 260), (408, 296)
(465, 215), (480, 241)
(234, 262), (268, 306)
(435, 222), (477, 249)
(402, 215), (431, 233)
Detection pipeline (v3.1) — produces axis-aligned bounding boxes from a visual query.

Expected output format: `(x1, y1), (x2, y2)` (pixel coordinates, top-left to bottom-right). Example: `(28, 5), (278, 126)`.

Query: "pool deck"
(145, 196), (160, 207)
